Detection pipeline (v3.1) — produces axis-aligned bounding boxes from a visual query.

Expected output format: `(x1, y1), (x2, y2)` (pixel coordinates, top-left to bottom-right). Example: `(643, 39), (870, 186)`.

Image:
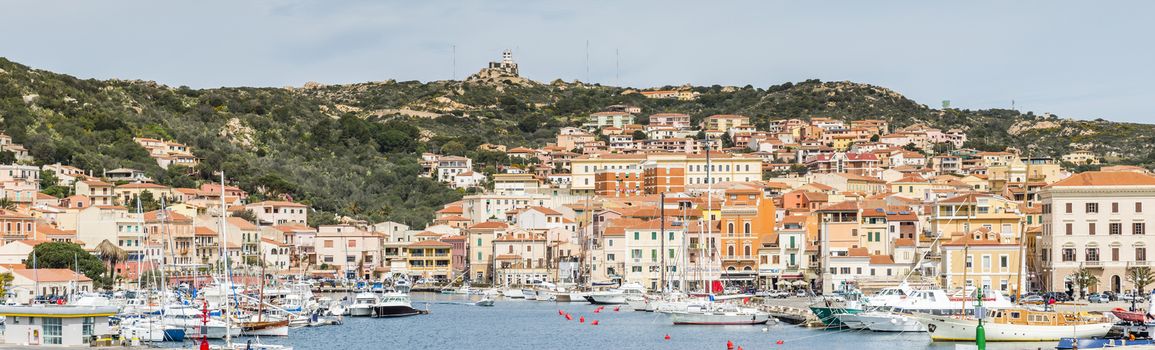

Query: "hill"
(1, 57), (1152, 226)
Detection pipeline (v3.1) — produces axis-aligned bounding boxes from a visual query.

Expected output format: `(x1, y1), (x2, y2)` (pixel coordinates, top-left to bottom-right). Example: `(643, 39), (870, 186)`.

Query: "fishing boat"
(238, 318), (290, 337)
(586, 283), (646, 305)
(665, 302), (774, 325)
(911, 308), (1114, 341)
(371, 293), (423, 318)
(348, 293), (378, 317)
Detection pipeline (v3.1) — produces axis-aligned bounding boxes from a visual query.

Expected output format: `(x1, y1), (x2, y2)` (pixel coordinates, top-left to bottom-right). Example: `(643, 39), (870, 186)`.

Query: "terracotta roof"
(527, 206), (562, 215)
(194, 226), (217, 236)
(437, 206), (464, 214)
(81, 180), (114, 187)
(817, 201), (859, 212)
(11, 268), (92, 282)
(260, 238), (291, 247)
(1049, 171), (1155, 187)
(469, 221), (509, 230)
(272, 224), (315, 233)
(144, 209), (191, 222)
(436, 215), (471, 222)
(495, 254), (522, 260)
(846, 247), (869, 257)
(894, 238), (915, 247)
(35, 224), (73, 237)
(227, 217), (259, 230)
(869, 255), (896, 265)
(249, 200), (307, 208)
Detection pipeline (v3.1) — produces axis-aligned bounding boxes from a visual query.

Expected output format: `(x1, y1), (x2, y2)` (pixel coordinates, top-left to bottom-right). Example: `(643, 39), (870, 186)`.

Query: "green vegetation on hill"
(2, 58), (1153, 227)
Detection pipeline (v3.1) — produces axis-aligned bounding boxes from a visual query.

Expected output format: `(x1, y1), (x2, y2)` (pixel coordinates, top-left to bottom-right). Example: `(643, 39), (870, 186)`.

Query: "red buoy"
(559, 310), (564, 315)
(776, 340), (784, 345)
(594, 308), (601, 313)
(591, 320), (599, 325)
(565, 314), (572, 320)
(613, 306), (620, 312)
(664, 334), (671, 340)
(579, 316), (585, 323)
(738, 347), (744, 350)
(727, 340), (734, 350)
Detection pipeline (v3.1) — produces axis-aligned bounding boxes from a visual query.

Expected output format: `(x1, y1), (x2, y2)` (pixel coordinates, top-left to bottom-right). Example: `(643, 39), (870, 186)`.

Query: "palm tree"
(95, 240), (128, 286)
(0, 272), (12, 297)
(1070, 266), (1100, 299)
(1127, 266), (1155, 294)
(0, 198), (16, 211)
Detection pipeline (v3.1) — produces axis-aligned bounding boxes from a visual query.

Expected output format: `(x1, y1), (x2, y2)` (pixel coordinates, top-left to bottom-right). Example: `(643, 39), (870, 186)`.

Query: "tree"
(1127, 266), (1155, 294)
(631, 130), (648, 141)
(440, 140), (466, 156)
(720, 132), (734, 148)
(95, 240), (127, 286)
(0, 198), (16, 211)
(0, 151), (14, 164)
(1069, 267), (1099, 299)
(0, 272), (12, 298)
(869, 134), (880, 142)
(27, 242), (107, 287)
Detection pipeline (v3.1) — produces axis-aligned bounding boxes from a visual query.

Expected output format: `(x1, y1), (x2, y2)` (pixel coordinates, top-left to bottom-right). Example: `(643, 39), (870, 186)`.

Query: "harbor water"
(158, 293), (1055, 350)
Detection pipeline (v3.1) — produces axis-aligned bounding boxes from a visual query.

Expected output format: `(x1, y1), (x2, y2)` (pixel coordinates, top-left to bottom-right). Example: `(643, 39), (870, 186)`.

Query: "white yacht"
(587, 283), (646, 305)
(836, 288), (1016, 332)
(665, 301), (774, 325)
(348, 293), (378, 317)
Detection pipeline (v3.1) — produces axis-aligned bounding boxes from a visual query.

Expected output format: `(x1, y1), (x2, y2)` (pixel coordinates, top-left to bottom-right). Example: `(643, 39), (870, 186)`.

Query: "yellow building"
(940, 228), (1023, 292)
(405, 240), (453, 281)
(570, 152), (762, 193)
(931, 193), (1023, 243)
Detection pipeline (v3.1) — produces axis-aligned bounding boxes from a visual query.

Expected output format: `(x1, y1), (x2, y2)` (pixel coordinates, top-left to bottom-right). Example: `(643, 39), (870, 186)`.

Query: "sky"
(2, 1), (1153, 123)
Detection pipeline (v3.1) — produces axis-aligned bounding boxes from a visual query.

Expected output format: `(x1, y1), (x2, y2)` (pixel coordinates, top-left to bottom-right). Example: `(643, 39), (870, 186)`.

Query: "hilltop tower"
(487, 49), (519, 77)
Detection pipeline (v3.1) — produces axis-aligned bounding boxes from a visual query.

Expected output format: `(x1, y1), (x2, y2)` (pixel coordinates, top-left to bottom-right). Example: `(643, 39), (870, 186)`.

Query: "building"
(314, 225), (383, 280)
(405, 240), (453, 282)
(619, 220), (686, 291)
(435, 156), (473, 183)
(0, 305), (116, 346)
(585, 112), (636, 130)
(941, 229), (1022, 292)
(702, 115), (750, 132)
(74, 180), (115, 206)
(1040, 171), (1155, 295)
(245, 201), (308, 226)
(3, 268), (94, 303)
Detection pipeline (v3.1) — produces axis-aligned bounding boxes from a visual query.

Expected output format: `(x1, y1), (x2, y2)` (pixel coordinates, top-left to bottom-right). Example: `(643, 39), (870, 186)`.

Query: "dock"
(759, 303), (822, 327)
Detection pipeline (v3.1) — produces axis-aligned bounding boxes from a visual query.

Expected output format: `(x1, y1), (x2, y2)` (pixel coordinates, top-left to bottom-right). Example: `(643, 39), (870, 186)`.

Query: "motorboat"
(348, 293), (378, 317)
(521, 288), (539, 301)
(118, 317), (185, 342)
(911, 308), (1114, 341)
(371, 293), (424, 318)
(665, 302), (774, 325)
(159, 305), (240, 339)
(554, 291), (587, 303)
(393, 278), (412, 294)
(502, 289), (525, 299)
(475, 298), (495, 307)
(856, 310), (925, 332)
(587, 283), (646, 305)
(831, 287), (1016, 330)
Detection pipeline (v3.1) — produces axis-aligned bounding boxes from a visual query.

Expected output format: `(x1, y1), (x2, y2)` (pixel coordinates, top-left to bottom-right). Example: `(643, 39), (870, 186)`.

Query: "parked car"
(1020, 295), (1045, 304)
(1101, 291), (1119, 301)
(1088, 293), (1109, 303)
(1120, 292), (1147, 303)
(795, 289), (810, 298)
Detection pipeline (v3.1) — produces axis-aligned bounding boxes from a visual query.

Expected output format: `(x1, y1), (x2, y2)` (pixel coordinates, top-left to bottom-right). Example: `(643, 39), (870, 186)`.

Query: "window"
(1065, 203), (1072, 213)
(477, 238), (482, 247)
(651, 232), (657, 240)
(982, 255), (991, 271)
(1113, 202), (1120, 213)
(1110, 223), (1122, 235)
(1062, 248), (1076, 262)
(43, 317), (62, 344)
(82, 317), (94, 344)
(1086, 203), (1098, 213)
(1000, 255), (1009, 269)
(965, 255), (973, 269)
(1088, 223), (1096, 235)
(607, 254), (615, 261)
(1112, 247), (1120, 261)
(1086, 248), (1099, 262)
(1065, 223), (1072, 235)
(1136, 223), (1147, 235)
(1138, 202), (1144, 213)
(633, 232), (639, 240)
(744, 222), (751, 235)
(323, 240), (334, 248)
(631, 249), (642, 259)
(651, 249), (657, 262)
(1138, 248), (1147, 261)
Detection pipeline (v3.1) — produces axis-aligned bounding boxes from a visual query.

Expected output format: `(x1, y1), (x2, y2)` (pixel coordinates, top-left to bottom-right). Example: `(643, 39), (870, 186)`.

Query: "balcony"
(1133, 261), (1150, 266)
(1084, 261), (1103, 268)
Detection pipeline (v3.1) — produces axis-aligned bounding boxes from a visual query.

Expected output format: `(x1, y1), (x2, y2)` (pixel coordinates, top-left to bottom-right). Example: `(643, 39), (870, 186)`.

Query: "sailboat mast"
(659, 192), (666, 292)
(217, 171), (233, 344)
(1014, 151), (1032, 300)
(705, 136), (713, 295)
(135, 196), (143, 290)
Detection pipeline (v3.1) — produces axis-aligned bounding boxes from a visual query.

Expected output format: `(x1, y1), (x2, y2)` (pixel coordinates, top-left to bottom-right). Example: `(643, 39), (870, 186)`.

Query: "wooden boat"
(912, 308), (1114, 341)
(239, 319), (290, 336)
(1111, 307), (1151, 323)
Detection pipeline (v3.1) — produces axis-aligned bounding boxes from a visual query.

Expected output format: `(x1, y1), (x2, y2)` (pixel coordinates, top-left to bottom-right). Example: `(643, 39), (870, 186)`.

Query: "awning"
(779, 274), (803, 280)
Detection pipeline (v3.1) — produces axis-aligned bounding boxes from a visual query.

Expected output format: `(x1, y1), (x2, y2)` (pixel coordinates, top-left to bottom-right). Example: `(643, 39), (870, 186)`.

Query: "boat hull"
(349, 305), (374, 317)
(668, 311), (773, 325)
(372, 305), (423, 318)
(589, 294), (628, 305)
(912, 313), (1114, 341)
(241, 320), (290, 336)
(855, 313), (925, 332)
(809, 306), (861, 327)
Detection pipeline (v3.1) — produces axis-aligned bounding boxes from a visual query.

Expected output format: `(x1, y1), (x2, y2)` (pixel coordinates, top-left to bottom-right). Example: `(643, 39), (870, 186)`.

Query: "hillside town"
(0, 99), (1137, 308)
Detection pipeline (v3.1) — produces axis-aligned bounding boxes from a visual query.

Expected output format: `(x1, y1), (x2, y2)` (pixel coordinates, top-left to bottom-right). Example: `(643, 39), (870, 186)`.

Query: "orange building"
(594, 171), (644, 197)
(643, 165), (685, 194)
(718, 188), (777, 284)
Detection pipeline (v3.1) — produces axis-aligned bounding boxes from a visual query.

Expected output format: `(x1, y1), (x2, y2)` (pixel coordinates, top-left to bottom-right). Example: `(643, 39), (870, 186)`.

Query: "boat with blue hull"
(1056, 338), (1155, 349)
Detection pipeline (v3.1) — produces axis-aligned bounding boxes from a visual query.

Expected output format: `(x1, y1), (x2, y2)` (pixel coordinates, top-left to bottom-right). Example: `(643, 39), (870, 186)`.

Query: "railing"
(1084, 261), (1102, 267)
(1133, 261), (1150, 266)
